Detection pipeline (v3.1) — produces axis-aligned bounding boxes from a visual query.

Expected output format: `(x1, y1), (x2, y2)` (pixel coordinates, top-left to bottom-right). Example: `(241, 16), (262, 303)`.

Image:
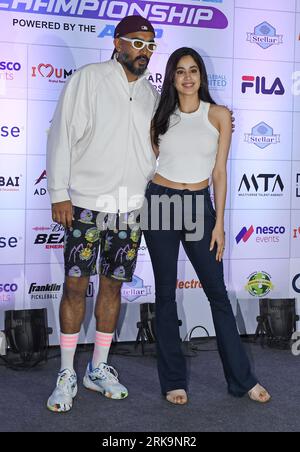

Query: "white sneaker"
(83, 362), (128, 400)
(47, 369), (77, 413)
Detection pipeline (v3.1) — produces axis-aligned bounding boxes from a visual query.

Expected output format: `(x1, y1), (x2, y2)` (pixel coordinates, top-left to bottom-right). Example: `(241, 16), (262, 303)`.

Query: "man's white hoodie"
(46, 58), (159, 213)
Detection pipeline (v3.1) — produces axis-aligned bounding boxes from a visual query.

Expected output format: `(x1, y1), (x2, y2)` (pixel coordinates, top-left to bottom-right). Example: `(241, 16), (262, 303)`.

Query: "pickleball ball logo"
(245, 271), (274, 297)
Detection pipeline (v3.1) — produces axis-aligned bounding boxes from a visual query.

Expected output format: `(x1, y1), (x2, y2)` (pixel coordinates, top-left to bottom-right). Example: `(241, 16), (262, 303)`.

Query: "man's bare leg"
(60, 276), (90, 334)
(95, 275), (123, 333)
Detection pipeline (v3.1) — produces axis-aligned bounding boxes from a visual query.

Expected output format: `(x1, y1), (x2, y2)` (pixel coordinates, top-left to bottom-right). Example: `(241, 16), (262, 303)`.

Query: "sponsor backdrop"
(0, 0), (299, 344)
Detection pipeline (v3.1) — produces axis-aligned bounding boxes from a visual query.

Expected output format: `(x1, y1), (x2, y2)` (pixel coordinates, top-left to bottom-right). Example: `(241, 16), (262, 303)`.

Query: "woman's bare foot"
(166, 389), (188, 405)
(248, 384), (271, 403)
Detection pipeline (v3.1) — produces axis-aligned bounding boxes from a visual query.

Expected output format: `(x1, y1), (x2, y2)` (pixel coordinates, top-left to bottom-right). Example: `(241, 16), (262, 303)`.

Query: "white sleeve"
(46, 68), (91, 204)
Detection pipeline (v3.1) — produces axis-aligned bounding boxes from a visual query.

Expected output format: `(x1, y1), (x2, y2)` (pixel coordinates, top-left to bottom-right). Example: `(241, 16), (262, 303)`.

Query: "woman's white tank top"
(157, 101), (219, 184)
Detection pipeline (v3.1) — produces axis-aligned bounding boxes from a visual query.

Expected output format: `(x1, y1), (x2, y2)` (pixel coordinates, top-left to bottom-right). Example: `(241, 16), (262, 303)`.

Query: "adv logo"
(34, 170), (47, 197)
(241, 76), (285, 95)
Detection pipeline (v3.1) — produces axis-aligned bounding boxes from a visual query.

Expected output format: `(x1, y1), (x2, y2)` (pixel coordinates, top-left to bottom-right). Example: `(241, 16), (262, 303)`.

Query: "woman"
(143, 48), (271, 405)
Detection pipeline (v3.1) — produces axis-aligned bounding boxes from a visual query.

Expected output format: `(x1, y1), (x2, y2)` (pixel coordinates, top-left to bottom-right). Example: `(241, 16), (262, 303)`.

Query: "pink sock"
(92, 332), (114, 368)
(60, 332), (79, 372)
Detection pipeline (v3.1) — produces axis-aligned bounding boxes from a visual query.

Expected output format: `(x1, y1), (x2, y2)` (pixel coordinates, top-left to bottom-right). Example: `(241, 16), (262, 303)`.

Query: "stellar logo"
(32, 64), (76, 84)
(122, 275), (151, 302)
(241, 76), (285, 95)
(244, 122), (280, 149)
(238, 174), (284, 197)
(34, 170), (47, 197)
(236, 225), (285, 245)
(33, 223), (64, 249)
(0, 175), (22, 192)
(247, 22), (283, 50)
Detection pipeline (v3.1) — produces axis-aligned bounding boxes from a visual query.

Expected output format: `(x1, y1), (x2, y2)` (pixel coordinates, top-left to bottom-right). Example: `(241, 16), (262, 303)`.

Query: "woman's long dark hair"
(152, 47), (216, 147)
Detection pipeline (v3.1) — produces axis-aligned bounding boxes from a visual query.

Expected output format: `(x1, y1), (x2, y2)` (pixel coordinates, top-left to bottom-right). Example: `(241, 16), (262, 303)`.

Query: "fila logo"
(241, 76), (285, 95)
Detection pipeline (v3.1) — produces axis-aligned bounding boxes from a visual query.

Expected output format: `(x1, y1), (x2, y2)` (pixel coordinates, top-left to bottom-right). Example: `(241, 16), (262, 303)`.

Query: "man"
(46, 15), (159, 413)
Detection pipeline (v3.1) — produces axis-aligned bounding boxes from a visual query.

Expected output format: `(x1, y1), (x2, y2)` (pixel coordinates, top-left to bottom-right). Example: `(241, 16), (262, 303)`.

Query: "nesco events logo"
(0, 0), (228, 29)
(0, 282), (18, 303)
(236, 225), (286, 245)
(0, 61), (22, 81)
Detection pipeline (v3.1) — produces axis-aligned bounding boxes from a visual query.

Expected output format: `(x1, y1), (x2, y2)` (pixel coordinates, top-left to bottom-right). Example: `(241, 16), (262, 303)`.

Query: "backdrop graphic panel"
(0, 0), (299, 343)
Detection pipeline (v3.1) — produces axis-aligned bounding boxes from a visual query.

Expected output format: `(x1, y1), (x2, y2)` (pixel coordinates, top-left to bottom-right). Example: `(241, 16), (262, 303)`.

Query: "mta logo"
(242, 76), (285, 95)
(236, 226), (255, 244)
(247, 22), (283, 50)
(244, 122), (280, 149)
(239, 174), (284, 193)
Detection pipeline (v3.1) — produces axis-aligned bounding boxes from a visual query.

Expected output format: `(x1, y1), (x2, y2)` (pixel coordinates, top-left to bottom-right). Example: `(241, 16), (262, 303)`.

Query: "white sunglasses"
(120, 37), (158, 53)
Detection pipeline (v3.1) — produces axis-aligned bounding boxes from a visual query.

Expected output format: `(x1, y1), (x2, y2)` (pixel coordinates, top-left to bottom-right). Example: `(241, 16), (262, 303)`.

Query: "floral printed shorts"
(64, 206), (142, 282)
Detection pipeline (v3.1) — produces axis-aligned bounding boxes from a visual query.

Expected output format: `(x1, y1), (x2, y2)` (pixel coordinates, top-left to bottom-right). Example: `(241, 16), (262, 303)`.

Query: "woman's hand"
(210, 224), (226, 262)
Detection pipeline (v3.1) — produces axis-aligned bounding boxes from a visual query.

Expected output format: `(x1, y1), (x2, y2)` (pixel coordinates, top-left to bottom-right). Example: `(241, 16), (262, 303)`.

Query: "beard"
(118, 52), (150, 76)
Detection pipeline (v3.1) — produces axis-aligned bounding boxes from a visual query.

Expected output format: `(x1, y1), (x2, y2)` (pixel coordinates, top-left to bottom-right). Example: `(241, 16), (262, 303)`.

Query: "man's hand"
(52, 201), (73, 229)
(229, 109), (235, 133)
